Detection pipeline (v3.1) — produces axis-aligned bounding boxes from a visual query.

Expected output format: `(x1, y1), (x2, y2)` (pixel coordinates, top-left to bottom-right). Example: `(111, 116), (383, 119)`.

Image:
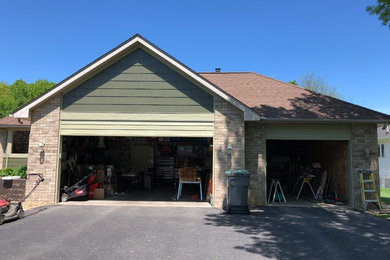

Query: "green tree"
(288, 80), (298, 85)
(289, 73), (344, 99)
(28, 79), (56, 99)
(367, 0), (390, 30)
(0, 79), (56, 118)
(9, 80), (30, 108)
(0, 82), (17, 118)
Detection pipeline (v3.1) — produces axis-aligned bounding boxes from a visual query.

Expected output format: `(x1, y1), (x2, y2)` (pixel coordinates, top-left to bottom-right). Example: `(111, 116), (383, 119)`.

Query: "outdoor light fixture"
(38, 141), (45, 152)
(227, 144), (233, 155)
(39, 141), (45, 164)
(383, 123), (389, 134)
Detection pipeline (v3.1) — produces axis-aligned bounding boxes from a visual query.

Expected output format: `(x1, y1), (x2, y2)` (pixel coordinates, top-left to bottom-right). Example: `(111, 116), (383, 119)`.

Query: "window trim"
(2, 129), (29, 169)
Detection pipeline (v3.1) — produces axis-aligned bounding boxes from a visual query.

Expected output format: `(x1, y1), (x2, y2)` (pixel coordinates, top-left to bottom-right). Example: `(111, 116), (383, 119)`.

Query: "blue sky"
(1, 0), (389, 114)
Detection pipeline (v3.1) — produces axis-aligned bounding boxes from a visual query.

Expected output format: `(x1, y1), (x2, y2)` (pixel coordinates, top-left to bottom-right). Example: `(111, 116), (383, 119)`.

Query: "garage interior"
(60, 136), (213, 202)
(266, 140), (350, 205)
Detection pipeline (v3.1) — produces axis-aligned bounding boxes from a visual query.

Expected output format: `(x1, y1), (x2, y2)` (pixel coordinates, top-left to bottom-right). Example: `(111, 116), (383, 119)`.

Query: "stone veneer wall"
(245, 122), (267, 205)
(26, 95), (61, 206)
(213, 96), (245, 209)
(351, 124), (379, 209)
(0, 129), (5, 169)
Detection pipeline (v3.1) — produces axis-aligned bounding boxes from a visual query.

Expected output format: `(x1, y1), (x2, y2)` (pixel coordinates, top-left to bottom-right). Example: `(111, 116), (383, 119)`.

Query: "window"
(11, 131), (30, 154)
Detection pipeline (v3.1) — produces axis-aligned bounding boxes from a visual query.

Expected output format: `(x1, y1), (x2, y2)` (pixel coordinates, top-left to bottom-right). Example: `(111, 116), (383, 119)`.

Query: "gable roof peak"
(11, 34), (258, 120)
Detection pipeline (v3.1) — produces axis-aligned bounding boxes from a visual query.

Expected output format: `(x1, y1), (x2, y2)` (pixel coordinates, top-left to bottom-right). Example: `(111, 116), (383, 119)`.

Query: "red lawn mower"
(0, 173), (44, 225)
(60, 171), (96, 202)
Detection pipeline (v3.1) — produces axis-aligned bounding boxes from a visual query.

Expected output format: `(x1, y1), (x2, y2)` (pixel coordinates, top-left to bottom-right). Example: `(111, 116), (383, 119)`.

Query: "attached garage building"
(6, 34), (390, 210)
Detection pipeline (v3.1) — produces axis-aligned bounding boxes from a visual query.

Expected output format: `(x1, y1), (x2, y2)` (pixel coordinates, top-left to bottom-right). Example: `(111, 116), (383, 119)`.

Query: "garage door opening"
(60, 136), (213, 203)
(266, 140), (349, 205)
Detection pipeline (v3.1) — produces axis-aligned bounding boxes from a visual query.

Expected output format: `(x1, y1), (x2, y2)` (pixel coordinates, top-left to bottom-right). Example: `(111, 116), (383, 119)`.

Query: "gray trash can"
(226, 170), (250, 214)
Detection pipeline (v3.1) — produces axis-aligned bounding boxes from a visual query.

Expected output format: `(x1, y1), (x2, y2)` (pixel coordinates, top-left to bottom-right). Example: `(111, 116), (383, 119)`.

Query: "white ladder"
(268, 179), (286, 203)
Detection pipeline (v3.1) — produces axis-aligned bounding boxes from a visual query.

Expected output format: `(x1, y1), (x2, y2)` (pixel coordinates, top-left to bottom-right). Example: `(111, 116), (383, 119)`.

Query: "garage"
(265, 124), (351, 205)
(9, 34), (389, 210)
(60, 136), (213, 202)
(53, 45), (216, 203)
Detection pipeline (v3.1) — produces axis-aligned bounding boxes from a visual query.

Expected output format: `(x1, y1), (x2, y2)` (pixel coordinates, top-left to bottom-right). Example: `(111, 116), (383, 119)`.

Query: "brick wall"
(0, 179), (26, 201)
(26, 95), (61, 205)
(213, 96), (245, 209)
(351, 124), (379, 209)
(0, 129), (5, 169)
(245, 122), (267, 205)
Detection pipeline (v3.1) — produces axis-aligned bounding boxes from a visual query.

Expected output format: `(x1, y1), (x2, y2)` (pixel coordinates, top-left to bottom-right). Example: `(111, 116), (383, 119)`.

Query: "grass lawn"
(378, 188), (390, 220)
(381, 187), (390, 204)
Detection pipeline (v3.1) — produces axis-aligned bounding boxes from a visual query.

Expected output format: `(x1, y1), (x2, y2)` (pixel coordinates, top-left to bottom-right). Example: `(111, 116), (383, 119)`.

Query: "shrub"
(0, 166), (27, 179)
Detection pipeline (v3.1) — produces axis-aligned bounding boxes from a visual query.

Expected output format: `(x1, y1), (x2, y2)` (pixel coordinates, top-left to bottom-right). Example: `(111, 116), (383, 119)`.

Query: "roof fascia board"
(11, 35), (260, 120)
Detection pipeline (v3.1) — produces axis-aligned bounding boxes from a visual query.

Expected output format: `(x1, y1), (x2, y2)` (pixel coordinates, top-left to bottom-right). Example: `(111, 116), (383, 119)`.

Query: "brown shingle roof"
(0, 117), (30, 127)
(199, 72), (390, 121)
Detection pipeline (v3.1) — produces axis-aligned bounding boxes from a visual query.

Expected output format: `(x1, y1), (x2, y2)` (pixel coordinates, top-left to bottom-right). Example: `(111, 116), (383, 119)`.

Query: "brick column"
(213, 96), (245, 209)
(0, 129), (6, 169)
(351, 124), (379, 209)
(245, 122), (267, 205)
(26, 95), (61, 207)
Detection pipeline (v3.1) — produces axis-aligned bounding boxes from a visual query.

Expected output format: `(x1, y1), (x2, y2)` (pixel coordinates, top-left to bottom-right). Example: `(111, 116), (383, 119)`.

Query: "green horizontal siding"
(64, 89), (211, 98)
(63, 104), (213, 113)
(60, 48), (214, 137)
(60, 112), (214, 121)
(62, 48), (213, 114)
(64, 97), (212, 106)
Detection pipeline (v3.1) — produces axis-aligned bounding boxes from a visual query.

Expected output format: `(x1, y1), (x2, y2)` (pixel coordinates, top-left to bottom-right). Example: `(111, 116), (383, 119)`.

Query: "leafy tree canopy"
(0, 79), (56, 118)
(367, 0), (390, 29)
(288, 80), (298, 85)
(289, 73), (344, 100)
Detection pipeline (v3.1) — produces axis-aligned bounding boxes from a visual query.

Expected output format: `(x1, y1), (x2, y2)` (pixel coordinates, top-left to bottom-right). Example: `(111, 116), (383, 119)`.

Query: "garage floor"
(104, 185), (205, 202)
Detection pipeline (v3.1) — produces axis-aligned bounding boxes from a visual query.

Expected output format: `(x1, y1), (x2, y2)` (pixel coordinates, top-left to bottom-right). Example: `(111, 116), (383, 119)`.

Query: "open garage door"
(265, 124), (351, 205)
(60, 113), (214, 137)
(60, 136), (213, 203)
(266, 140), (350, 204)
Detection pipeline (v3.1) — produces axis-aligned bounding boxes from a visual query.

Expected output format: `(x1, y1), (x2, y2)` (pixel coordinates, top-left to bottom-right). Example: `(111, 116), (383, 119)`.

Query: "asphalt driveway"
(0, 204), (389, 259)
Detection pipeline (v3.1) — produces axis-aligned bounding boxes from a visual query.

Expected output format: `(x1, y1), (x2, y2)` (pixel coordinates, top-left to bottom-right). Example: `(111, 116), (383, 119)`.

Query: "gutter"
(250, 118), (390, 124)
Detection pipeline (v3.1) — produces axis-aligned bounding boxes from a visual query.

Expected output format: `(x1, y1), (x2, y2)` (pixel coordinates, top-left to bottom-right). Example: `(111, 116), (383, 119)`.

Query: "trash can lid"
(225, 169), (250, 175)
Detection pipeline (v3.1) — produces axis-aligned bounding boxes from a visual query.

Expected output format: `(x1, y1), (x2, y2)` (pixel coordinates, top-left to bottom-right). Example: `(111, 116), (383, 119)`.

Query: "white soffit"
(11, 35), (260, 121)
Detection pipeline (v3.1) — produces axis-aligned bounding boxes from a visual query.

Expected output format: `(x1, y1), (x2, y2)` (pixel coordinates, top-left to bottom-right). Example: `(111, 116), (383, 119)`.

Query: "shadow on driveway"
(204, 206), (390, 259)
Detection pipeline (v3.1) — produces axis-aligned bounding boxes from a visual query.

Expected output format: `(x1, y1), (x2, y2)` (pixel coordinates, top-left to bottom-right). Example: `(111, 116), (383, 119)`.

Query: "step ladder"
(359, 170), (382, 211)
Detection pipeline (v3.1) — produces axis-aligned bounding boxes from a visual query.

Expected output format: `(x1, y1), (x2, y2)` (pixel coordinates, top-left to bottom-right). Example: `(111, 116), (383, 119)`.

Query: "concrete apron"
(60, 200), (212, 208)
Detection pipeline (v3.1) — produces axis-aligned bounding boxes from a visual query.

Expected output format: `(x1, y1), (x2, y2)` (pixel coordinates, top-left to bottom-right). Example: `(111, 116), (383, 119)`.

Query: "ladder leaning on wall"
(359, 170), (382, 211)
